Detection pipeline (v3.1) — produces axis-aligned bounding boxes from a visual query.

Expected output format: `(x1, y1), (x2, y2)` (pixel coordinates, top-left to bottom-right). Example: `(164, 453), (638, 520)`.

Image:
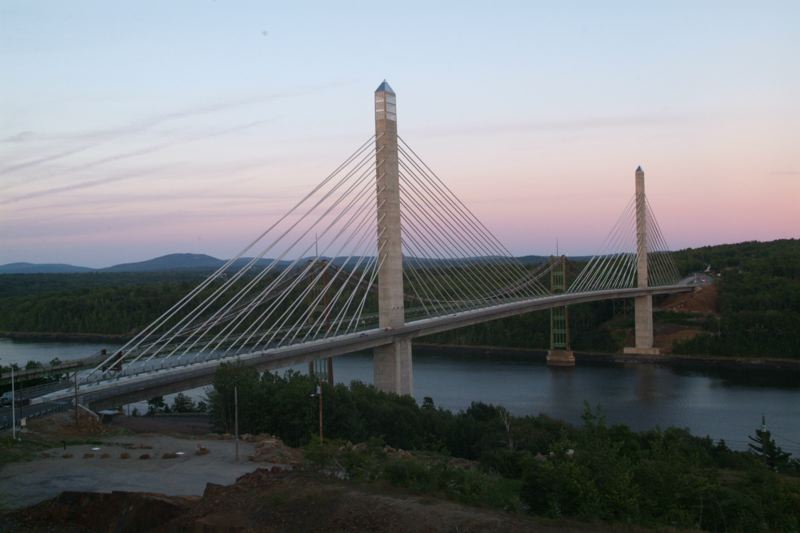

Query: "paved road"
(682, 273), (714, 286)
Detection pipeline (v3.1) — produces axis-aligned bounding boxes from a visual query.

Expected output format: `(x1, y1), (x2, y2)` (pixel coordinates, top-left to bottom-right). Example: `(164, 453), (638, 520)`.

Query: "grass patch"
(304, 439), (524, 514)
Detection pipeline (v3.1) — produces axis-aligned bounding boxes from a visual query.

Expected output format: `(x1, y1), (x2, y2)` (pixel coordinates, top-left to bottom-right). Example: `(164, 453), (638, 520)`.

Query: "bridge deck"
(33, 285), (692, 408)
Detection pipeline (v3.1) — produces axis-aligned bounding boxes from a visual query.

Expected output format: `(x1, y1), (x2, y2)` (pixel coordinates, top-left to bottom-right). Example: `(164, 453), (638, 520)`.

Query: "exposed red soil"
(4, 469), (647, 533)
(660, 284), (718, 314)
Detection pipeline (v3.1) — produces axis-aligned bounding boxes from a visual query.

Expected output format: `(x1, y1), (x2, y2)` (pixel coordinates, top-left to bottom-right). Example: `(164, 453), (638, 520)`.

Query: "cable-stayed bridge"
(32, 81), (692, 408)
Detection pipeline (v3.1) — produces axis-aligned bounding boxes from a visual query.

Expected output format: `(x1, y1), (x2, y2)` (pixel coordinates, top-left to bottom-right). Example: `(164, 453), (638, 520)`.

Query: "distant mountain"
(514, 255), (593, 264)
(100, 253), (226, 273)
(0, 262), (93, 274)
(516, 255), (549, 265)
(0, 253), (596, 274)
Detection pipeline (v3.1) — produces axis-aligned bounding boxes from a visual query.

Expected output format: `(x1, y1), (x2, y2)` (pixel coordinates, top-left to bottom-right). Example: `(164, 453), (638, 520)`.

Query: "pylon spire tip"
(375, 80), (395, 94)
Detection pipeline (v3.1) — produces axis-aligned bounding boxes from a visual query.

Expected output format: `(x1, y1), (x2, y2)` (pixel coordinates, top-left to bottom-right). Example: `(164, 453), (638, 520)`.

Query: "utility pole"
(234, 384), (239, 461)
(73, 371), (79, 427)
(317, 383), (323, 443)
(10, 366), (16, 440)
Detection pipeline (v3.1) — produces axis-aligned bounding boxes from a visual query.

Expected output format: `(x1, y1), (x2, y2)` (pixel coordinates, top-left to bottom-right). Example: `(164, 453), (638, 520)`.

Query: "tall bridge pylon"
(373, 81), (412, 394)
(626, 166), (659, 355)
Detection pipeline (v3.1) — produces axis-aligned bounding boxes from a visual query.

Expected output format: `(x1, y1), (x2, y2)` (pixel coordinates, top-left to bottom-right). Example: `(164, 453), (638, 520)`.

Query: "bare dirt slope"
(660, 284), (718, 314)
(4, 469), (644, 533)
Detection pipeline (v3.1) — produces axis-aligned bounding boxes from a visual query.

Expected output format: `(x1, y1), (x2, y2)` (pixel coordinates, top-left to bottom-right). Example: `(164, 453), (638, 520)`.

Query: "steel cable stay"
(398, 188), (510, 308)
(146, 148), (379, 363)
(172, 159), (380, 360)
(568, 193), (681, 296)
(86, 138), (382, 381)
(397, 137), (548, 295)
(397, 147), (547, 297)
(87, 135), (378, 379)
(645, 198), (680, 285)
(398, 172), (533, 303)
(397, 156), (539, 299)
(225, 171), (381, 355)
(79, 136), (685, 386)
(569, 195), (637, 293)
(138, 156), (375, 367)
(395, 143), (555, 314)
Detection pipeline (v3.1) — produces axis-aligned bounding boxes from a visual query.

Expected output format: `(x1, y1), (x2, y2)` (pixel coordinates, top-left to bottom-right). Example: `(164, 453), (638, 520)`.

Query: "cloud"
(411, 113), (702, 139)
(0, 89), (300, 178)
(2, 131), (35, 143)
(0, 117), (278, 196)
(0, 166), (171, 205)
(0, 145), (97, 177)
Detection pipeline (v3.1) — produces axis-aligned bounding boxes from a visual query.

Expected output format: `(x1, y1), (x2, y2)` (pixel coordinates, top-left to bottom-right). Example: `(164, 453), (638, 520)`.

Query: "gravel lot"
(0, 435), (258, 509)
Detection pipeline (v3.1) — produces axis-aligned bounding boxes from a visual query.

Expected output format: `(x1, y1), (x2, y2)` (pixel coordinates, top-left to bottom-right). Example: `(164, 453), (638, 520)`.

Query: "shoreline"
(412, 343), (800, 371)
(2, 333), (798, 371)
(0, 331), (130, 343)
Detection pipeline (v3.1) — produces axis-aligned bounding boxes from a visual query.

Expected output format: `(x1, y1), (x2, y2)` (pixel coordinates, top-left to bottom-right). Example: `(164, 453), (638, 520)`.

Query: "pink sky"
(2, 3), (797, 267)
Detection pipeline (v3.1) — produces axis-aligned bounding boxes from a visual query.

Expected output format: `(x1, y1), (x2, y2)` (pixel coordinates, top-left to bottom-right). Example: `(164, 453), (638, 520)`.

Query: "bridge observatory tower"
(373, 80), (413, 395)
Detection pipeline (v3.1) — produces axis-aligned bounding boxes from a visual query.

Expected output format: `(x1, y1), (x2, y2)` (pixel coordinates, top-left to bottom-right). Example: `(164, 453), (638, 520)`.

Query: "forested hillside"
(0, 239), (797, 357)
(0, 272), (206, 336)
(670, 239), (800, 358)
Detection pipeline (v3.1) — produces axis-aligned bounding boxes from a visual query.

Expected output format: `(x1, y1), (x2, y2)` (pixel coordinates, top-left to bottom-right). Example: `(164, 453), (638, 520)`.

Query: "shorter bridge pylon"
(624, 166), (661, 356)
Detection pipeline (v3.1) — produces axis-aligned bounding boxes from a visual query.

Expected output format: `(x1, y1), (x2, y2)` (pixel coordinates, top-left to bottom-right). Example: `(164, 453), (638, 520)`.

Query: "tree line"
(1, 239), (797, 358)
(209, 363), (800, 531)
(672, 239), (800, 358)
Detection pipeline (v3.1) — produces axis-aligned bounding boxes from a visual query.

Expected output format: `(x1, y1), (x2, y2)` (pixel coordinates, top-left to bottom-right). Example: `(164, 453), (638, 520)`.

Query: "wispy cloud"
(2, 131), (35, 143)
(411, 113), (704, 139)
(0, 165), (173, 205)
(0, 117), (278, 197)
(0, 88), (307, 178)
(0, 145), (96, 177)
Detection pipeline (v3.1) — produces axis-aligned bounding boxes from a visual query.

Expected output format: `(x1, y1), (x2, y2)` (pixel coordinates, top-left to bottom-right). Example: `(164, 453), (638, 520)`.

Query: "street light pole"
(317, 383), (323, 444)
(11, 366), (16, 440)
(73, 371), (79, 427)
(234, 384), (239, 461)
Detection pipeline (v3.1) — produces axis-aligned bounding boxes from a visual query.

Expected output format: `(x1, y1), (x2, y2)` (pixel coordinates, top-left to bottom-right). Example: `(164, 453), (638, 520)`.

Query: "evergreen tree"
(171, 392), (196, 413)
(748, 415), (792, 471)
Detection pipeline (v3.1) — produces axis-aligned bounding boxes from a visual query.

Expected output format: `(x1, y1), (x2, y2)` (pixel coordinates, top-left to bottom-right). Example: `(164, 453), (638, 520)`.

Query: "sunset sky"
(2, 1), (798, 267)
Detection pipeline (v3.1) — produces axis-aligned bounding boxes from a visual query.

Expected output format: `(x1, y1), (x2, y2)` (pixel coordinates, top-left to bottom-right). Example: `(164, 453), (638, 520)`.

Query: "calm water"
(2, 338), (798, 455)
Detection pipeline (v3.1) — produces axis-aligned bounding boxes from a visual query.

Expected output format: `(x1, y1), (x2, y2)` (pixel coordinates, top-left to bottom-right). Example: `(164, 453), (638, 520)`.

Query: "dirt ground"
(2, 412), (666, 532)
(660, 284), (718, 314)
(108, 413), (213, 435)
(0, 434), (259, 509)
(4, 469), (648, 533)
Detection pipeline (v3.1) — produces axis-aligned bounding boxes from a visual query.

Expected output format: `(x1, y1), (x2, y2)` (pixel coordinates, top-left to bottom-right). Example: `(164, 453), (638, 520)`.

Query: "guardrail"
(0, 401), (71, 430)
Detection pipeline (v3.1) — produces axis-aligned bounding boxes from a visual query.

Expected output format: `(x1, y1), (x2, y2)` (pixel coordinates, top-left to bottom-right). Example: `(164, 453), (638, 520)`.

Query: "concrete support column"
(373, 80), (413, 394)
(625, 166), (659, 355)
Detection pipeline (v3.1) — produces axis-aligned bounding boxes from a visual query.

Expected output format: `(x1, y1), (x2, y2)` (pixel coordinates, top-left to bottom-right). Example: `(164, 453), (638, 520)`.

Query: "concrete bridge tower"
(624, 166), (660, 355)
(373, 81), (413, 394)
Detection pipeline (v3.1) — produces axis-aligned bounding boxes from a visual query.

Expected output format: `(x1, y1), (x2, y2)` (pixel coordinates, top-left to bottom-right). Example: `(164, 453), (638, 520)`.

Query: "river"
(2, 338), (798, 455)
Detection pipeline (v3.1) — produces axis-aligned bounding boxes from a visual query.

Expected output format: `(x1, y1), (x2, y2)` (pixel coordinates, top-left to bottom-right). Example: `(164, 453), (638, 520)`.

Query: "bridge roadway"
(32, 285), (692, 409)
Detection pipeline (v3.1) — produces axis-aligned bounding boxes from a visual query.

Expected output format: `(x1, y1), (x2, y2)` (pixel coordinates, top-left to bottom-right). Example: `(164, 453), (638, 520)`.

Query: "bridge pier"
(624, 166), (660, 356)
(373, 80), (413, 395)
(374, 338), (413, 395)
